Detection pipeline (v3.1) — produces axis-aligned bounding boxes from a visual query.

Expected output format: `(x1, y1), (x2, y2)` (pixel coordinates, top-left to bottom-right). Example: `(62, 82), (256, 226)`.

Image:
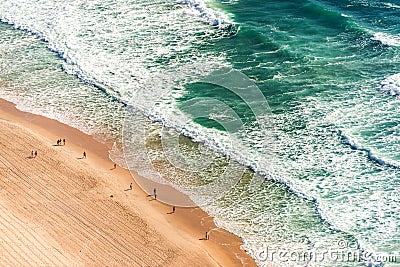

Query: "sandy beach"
(0, 98), (256, 266)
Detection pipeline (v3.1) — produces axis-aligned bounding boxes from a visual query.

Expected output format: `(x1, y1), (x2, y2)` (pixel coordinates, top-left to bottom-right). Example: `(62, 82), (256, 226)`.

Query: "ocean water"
(0, 0), (399, 266)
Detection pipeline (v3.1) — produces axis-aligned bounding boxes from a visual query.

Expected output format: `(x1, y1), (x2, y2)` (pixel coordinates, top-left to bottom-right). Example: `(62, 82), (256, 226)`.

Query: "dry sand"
(0, 99), (256, 266)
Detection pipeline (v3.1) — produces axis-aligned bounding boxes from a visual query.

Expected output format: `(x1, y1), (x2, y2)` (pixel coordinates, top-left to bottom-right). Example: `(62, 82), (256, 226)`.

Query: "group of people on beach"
(54, 138), (88, 161)
(31, 137), (190, 238)
(28, 140), (210, 240)
(56, 138), (66, 146)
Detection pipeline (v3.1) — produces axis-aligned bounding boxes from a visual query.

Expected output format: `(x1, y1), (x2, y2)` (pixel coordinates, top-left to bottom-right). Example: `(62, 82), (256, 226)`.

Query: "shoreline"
(0, 98), (257, 266)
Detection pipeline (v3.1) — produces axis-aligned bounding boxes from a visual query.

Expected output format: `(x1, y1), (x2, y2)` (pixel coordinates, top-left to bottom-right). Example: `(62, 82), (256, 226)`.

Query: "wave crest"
(342, 132), (400, 168)
(177, 0), (233, 30)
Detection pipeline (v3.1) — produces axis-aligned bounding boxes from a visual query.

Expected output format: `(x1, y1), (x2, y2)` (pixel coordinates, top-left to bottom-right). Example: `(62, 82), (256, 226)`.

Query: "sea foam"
(381, 73), (400, 96)
(342, 132), (400, 168)
(372, 32), (400, 47)
(177, 0), (233, 30)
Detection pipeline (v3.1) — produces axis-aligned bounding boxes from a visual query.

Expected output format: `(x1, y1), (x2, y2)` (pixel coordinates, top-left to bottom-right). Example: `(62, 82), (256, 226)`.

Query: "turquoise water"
(0, 0), (399, 266)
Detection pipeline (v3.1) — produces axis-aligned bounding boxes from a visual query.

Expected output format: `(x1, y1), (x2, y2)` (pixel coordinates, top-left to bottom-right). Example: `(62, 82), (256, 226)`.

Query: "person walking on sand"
(31, 151), (34, 158)
(153, 188), (157, 200)
(63, 139), (65, 146)
(113, 163), (117, 169)
(130, 182), (133, 190)
(34, 151), (37, 158)
(205, 231), (209, 240)
(83, 151), (86, 158)
(172, 206), (176, 213)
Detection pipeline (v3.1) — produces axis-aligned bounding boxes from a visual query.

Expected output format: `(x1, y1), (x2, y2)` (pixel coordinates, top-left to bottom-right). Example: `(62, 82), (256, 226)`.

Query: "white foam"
(177, 0), (234, 30)
(383, 2), (400, 9)
(342, 132), (400, 168)
(381, 73), (400, 96)
(372, 32), (400, 47)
